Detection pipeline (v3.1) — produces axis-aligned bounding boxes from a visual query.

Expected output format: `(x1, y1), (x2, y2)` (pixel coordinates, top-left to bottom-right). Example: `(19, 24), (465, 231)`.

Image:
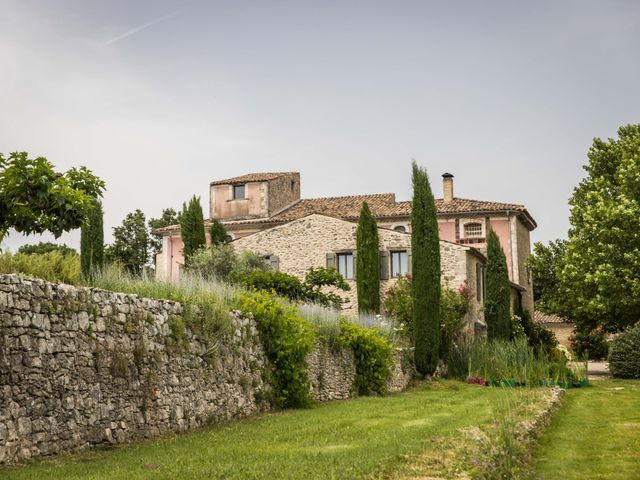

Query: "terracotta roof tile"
(269, 193), (398, 221)
(534, 311), (570, 324)
(210, 172), (297, 186)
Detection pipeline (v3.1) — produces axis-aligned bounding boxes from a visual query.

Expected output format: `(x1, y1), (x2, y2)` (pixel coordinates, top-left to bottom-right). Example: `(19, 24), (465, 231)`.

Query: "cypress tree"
(484, 229), (512, 340)
(180, 196), (206, 264)
(80, 199), (104, 277)
(209, 219), (229, 246)
(411, 161), (441, 375)
(356, 202), (380, 313)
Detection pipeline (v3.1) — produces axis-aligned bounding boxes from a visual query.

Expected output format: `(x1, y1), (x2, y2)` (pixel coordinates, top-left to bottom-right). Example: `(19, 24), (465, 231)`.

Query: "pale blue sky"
(1, 0), (639, 251)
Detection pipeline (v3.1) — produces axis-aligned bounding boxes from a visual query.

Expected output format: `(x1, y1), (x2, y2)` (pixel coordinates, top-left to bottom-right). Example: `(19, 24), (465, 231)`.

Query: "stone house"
(155, 171), (536, 313)
(231, 214), (486, 329)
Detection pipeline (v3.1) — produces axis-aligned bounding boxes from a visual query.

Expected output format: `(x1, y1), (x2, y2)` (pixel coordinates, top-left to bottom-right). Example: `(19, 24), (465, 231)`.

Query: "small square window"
(233, 184), (245, 200)
(390, 251), (408, 277)
(463, 222), (483, 238)
(336, 252), (354, 280)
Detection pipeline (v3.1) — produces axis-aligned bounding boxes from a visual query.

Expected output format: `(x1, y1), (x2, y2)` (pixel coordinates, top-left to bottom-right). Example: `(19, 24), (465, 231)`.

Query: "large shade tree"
(484, 229), (512, 340)
(528, 239), (568, 315)
(411, 161), (441, 375)
(105, 209), (150, 275)
(559, 124), (640, 332)
(356, 201), (380, 314)
(0, 152), (104, 243)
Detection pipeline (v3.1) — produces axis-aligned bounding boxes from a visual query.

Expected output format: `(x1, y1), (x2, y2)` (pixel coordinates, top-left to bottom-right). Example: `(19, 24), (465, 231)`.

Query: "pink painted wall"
(437, 220), (456, 243)
(210, 183), (266, 220)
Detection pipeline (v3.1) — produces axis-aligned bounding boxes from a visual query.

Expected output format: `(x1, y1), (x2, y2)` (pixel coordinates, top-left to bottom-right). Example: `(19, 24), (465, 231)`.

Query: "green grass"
(532, 379), (640, 479)
(3, 381), (545, 480)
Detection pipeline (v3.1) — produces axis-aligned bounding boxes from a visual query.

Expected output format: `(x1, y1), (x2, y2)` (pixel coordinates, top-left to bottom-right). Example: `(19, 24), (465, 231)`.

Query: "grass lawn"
(532, 379), (640, 480)
(3, 381), (545, 480)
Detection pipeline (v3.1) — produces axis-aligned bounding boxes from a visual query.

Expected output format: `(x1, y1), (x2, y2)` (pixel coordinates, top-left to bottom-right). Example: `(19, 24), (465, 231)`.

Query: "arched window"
(393, 225), (407, 233)
(464, 222), (483, 238)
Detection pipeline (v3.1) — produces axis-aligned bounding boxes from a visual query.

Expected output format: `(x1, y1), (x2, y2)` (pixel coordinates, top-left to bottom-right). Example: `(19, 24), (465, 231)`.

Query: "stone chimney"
(442, 172), (454, 203)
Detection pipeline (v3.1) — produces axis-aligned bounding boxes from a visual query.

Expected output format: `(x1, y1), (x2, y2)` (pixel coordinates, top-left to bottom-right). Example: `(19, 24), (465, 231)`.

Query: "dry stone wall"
(0, 275), (412, 464)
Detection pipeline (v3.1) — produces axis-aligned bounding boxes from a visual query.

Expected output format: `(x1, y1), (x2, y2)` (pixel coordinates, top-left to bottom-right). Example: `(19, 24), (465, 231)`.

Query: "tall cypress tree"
(484, 229), (512, 340)
(180, 196), (206, 264)
(209, 219), (229, 246)
(411, 161), (441, 375)
(356, 202), (380, 314)
(80, 199), (104, 277)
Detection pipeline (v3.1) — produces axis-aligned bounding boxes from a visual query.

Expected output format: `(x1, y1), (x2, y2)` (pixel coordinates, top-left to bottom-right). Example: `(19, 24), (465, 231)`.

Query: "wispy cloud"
(105, 9), (182, 45)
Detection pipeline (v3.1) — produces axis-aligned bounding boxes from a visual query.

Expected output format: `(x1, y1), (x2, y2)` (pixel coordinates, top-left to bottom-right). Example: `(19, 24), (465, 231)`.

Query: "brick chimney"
(442, 172), (454, 203)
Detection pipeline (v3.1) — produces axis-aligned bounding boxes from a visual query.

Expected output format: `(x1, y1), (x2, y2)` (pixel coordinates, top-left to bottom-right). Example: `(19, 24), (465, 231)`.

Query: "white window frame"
(390, 250), (409, 278)
(336, 252), (354, 280)
(461, 220), (485, 239)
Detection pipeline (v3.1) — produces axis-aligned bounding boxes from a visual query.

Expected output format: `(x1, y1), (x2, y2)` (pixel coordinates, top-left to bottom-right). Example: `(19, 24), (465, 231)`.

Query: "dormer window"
(464, 222), (483, 238)
(233, 184), (246, 200)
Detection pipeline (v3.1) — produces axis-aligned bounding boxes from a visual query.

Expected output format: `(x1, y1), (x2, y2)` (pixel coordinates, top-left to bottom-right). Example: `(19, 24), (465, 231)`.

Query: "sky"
(1, 0), (639, 251)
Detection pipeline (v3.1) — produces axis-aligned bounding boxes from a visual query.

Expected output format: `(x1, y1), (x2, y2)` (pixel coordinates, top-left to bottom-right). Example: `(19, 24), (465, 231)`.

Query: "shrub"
(516, 307), (558, 355)
(609, 322), (640, 378)
(18, 242), (76, 256)
(242, 270), (307, 302)
(440, 283), (473, 359)
(209, 219), (229, 246)
(383, 275), (413, 337)
(570, 328), (608, 360)
(236, 291), (315, 408)
(0, 250), (80, 284)
(338, 320), (393, 395)
(186, 245), (269, 282)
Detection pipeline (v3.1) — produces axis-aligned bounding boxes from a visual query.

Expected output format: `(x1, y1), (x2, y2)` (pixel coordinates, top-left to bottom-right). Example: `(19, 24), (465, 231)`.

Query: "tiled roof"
(534, 311), (570, 325)
(210, 172), (297, 186)
(269, 193), (399, 221)
(154, 194), (536, 232)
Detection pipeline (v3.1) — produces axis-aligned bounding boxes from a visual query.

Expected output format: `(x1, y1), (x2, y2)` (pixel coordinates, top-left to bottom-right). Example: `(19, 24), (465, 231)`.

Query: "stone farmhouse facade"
(155, 171), (537, 313)
(231, 214), (486, 327)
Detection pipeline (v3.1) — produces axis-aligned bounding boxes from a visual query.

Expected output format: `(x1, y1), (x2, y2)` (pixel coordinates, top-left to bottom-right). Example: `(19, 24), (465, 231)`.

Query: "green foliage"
(80, 199), (104, 277)
(383, 275), (413, 336)
(338, 320), (393, 395)
(243, 270), (306, 300)
(209, 219), (229, 246)
(356, 201), (380, 314)
(528, 239), (568, 314)
(148, 208), (180, 259)
(105, 209), (150, 276)
(17, 242), (76, 256)
(180, 196), (206, 264)
(570, 329), (609, 360)
(303, 267), (350, 308)
(514, 306), (558, 355)
(186, 244), (269, 282)
(608, 322), (640, 378)
(411, 161), (441, 375)
(236, 291), (315, 408)
(484, 230), (512, 340)
(440, 283), (473, 358)
(0, 250), (80, 284)
(0, 152), (105, 243)
(560, 124), (640, 332)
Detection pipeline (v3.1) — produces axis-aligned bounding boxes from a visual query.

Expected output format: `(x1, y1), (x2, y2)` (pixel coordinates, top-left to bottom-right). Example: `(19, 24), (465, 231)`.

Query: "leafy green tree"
(180, 196), (206, 264)
(356, 202), (380, 314)
(18, 242), (76, 256)
(484, 229), (512, 340)
(559, 124), (640, 332)
(80, 200), (104, 277)
(0, 152), (104, 243)
(105, 209), (149, 275)
(209, 219), (229, 246)
(411, 161), (441, 375)
(528, 239), (568, 314)
(148, 208), (180, 259)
